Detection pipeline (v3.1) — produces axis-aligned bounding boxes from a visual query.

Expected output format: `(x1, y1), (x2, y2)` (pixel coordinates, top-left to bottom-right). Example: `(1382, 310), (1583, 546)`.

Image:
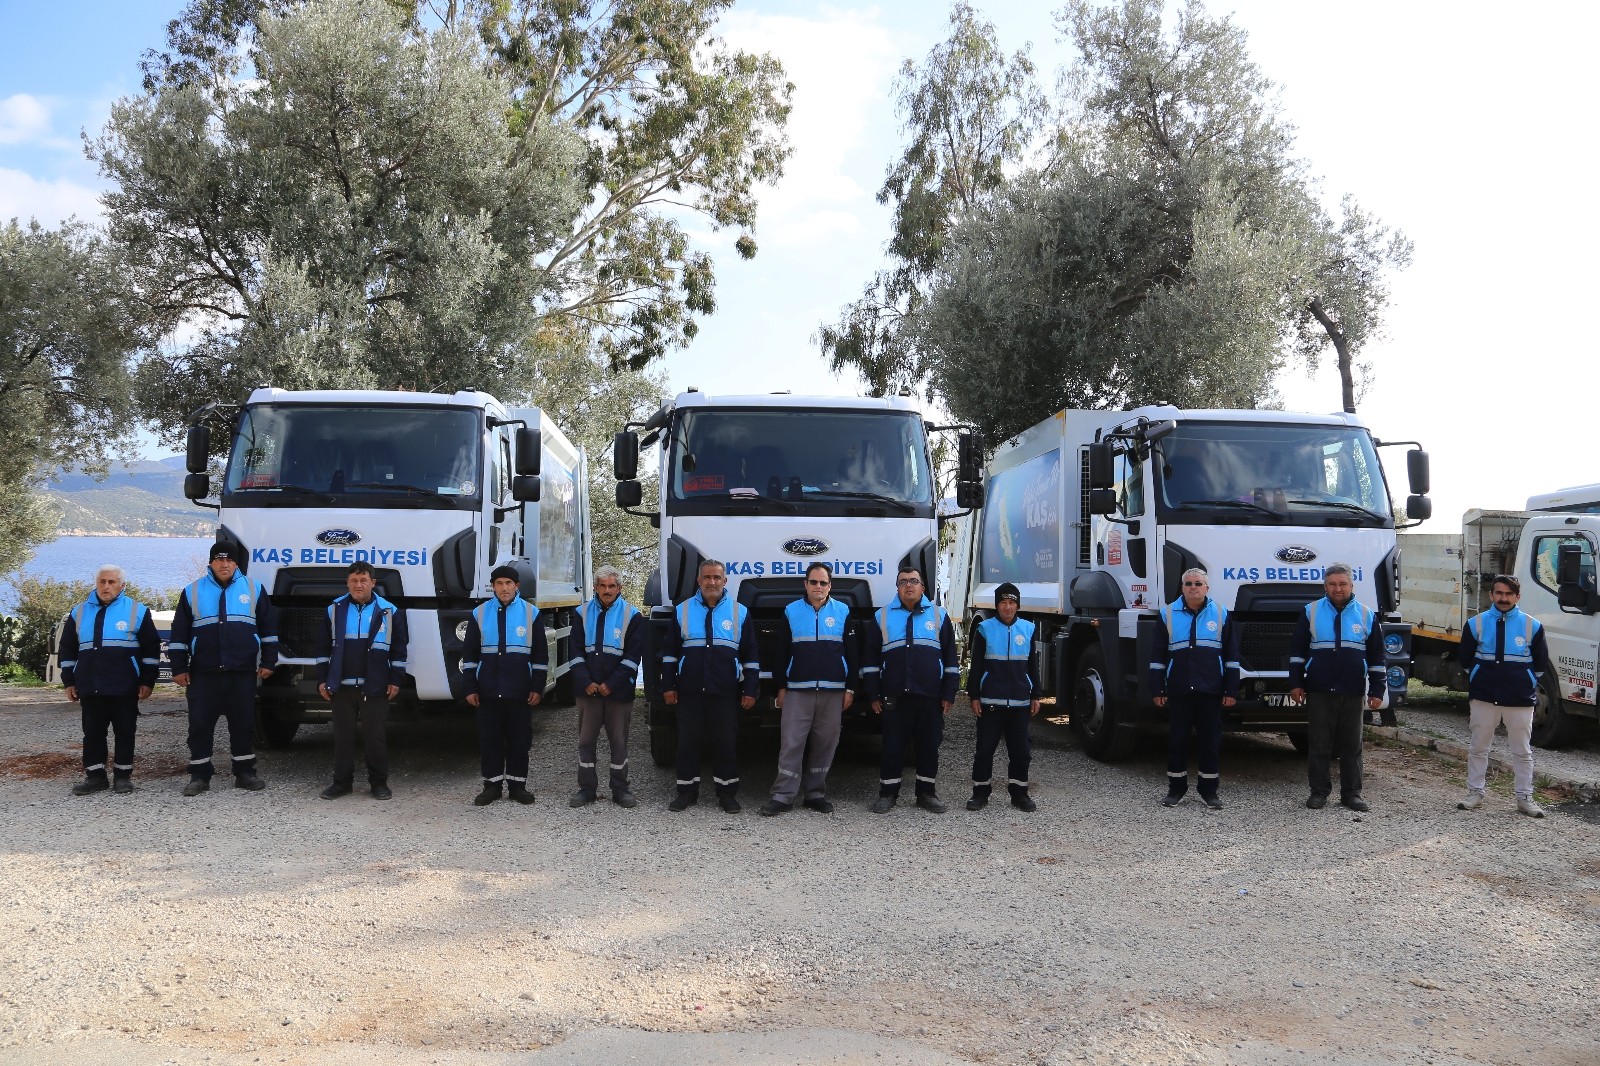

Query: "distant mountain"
(43, 458), (213, 537)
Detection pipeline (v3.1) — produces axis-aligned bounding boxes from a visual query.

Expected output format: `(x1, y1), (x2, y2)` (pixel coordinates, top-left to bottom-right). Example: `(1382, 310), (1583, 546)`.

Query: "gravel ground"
(2, 682), (1598, 1066)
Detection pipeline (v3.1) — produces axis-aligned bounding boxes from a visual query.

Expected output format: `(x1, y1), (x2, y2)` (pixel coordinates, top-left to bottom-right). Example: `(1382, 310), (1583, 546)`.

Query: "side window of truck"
(1114, 450), (1145, 517)
(1532, 535), (1597, 594)
(496, 435), (512, 503)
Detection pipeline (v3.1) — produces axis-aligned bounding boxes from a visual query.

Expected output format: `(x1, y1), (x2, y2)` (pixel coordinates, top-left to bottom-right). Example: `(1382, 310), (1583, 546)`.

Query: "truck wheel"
(649, 703), (678, 768)
(256, 707), (299, 748)
(1285, 730), (1311, 755)
(1072, 645), (1135, 762)
(1532, 676), (1583, 749)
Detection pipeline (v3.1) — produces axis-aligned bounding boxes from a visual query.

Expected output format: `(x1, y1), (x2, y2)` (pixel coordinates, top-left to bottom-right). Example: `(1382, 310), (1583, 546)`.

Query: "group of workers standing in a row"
(57, 546), (1550, 817)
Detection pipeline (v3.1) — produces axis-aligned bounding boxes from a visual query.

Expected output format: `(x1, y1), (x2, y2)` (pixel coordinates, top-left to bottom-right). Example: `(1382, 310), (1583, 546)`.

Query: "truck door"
(1098, 449), (1154, 609)
(1524, 528), (1600, 708)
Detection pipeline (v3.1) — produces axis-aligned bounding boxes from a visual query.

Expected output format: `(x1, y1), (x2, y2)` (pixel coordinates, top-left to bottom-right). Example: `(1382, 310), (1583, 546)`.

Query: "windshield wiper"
(1289, 499), (1386, 522)
(684, 490), (794, 512)
(802, 490), (918, 514)
(1173, 499), (1286, 520)
(345, 481), (451, 501)
(238, 484), (335, 501)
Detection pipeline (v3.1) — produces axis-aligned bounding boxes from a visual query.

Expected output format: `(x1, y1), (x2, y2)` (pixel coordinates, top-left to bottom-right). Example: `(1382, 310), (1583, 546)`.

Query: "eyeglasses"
(1182, 581), (1207, 587)
(897, 578), (923, 586)
(805, 579), (831, 586)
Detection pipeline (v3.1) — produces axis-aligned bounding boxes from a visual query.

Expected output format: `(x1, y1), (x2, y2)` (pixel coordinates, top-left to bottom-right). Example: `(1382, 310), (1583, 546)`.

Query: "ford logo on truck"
(782, 537), (830, 557)
(317, 528), (362, 547)
(1275, 545), (1317, 564)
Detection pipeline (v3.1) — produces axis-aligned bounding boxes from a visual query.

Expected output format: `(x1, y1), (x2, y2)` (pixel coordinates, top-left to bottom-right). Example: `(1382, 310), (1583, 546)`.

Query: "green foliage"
(820, 2), (1043, 396)
(3, 576), (177, 677)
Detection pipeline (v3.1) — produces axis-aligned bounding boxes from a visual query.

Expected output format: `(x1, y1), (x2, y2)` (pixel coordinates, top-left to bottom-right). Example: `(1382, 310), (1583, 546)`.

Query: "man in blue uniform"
(316, 561), (408, 801)
(58, 565), (162, 795)
(1289, 563), (1385, 811)
(1150, 568), (1239, 809)
(865, 566), (959, 813)
(660, 559), (759, 813)
(965, 582), (1041, 812)
(461, 565), (546, 806)
(567, 566), (644, 809)
(1456, 574), (1555, 817)
(169, 542), (278, 796)
(760, 562), (857, 816)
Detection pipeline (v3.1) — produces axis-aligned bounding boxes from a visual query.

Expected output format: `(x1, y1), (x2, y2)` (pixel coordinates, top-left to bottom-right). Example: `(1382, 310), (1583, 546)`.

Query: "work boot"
(915, 794), (948, 813)
(612, 788), (638, 809)
(870, 795), (896, 814)
(111, 775), (133, 795)
(966, 794), (988, 812)
(233, 768), (265, 791)
(719, 796), (742, 814)
(71, 775), (109, 796)
(569, 788), (597, 808)
(507, 784), (536, 805)
(1340, 796), (1370, 813)
(758, 799), (791, 817)
(1457, 791), (1485, 811)
(321, 782), (353, 800)
(802, 796), (833, 814)
(1010, 792), (1038, 812)
(1198, 793), (1223, 810)
(182, 778), (210, 797)
(668, 791), (697, 812)
(473, 781), (503, 807)
(370, 781), (392, 801)
(1162, 791), (1185, 808)
(1305, 793), (1327, 810)
(1517, 795), (1546, 819)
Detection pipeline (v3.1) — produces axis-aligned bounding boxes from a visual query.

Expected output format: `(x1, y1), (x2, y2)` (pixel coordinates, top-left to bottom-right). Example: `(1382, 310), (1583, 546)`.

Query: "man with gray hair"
(58, 565), (162, 795)
(1289, 563), (1386, 811)
(568, 566), (645, 808)
(1150, 568), (1238, 808)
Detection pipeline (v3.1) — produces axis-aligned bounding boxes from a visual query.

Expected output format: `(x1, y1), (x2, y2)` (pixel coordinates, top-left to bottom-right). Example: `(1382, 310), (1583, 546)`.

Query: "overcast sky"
(3, 0), (1595, 530)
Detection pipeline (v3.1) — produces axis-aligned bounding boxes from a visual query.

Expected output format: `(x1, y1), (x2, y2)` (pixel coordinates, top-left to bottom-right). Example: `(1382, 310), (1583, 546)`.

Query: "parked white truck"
(1401, 507), (1599, 747)
(182, 387), (592, 744)
(946, 405), (1430, 760)
(610, 389), (984, 765)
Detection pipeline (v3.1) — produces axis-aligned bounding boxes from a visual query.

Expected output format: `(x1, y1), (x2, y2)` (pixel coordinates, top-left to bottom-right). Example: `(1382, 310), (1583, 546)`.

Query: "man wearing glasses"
(760, 563), (858, 816)
(864, 567), (959, 813)
(1150, 568), (1239, 809)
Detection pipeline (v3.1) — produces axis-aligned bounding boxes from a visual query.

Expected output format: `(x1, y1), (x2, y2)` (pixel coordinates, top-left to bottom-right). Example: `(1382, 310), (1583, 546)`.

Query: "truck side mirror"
(511, 475), (540, 503)
(1406, 449), (1430, 495)
(1089, 487), (1117, 515)
(1088, 442), (1114, 490)
(616, 480), (643, 508)
(1405, 495), (1432, 521)
(613, 431), (640, 481)
(515, 427), (542, 476)
(957, 431), (984, 482)
(955, 481), (985, 509)
(183, 472), (209, 500)
(1556, 545), (1595, 614)
(1557, 544), (1583, 586)
(185, 426), (210, 473)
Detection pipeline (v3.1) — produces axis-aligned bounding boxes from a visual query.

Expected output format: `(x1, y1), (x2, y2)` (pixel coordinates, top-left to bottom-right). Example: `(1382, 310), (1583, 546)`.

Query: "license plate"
(1261, 693), (1294, 707)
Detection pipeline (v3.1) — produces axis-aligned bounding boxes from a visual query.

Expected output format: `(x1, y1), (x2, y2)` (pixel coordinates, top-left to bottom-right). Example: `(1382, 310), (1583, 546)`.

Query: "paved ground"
(1389, 683), (1600, 790)
(2, 682), (1597, 1066)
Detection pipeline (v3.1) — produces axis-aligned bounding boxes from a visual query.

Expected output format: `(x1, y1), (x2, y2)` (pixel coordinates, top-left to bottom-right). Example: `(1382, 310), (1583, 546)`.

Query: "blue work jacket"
(568, 596), (645, 700)
(169, 572), (278, 674)
(967, 615), (1041, 707)
(774, 597), (857, 691)
(1149, 597), (1240, 699)
(317, 593), (409, 696)
(462, 597), (548, 701)
(58, 593), (161, 696)
(1458, 606), (1554, 706)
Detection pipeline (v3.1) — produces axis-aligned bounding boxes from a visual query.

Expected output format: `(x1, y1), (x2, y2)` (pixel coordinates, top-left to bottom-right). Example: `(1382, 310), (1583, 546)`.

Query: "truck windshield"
(223, 404), (481, 508)
(667, 408), (934, 516)
(1155, 421), (1392, 525)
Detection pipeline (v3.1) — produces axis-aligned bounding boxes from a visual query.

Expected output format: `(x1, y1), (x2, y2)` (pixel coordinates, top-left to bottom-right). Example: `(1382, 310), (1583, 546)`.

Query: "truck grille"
(276, 607), (326, 659)
(1236, 619), (1296, 672)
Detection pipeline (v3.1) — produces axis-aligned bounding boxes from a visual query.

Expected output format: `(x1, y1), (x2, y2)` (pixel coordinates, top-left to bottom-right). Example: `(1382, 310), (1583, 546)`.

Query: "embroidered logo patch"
(1352, 624), (1364, 635)
(613, 627), (622, 638)
(516, 626), (527, 637)
(116, 621), (129, 631)
(825, 617), (837, 628)
(721, 619), (733, 631)
(1206, 620), (1218, 631)
(1014, 634), (1026, 645)
(238, 594), (250, 604)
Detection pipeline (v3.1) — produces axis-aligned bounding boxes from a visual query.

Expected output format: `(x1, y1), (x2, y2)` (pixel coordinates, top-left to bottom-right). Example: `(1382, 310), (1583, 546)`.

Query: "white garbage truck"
(1401, 507), (1600, 748)
(610, 389), (984, 765)
(946, 405), (1430, 761)
(182, 387), (592, 744)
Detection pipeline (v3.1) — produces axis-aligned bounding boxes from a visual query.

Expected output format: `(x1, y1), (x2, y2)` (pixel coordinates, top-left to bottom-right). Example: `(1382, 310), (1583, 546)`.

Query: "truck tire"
(1071, 645), (1136, 762)
(256, 706), (299, 748)
(1532, 676), (1583, 749)
(649, 703), (678, 768)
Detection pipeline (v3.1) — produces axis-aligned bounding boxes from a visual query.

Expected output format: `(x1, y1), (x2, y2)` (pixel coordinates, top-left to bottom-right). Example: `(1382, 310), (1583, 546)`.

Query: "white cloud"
(0, 94), (52, 145)
(719, 7), (902, 249)
(0, 167), (103, 226)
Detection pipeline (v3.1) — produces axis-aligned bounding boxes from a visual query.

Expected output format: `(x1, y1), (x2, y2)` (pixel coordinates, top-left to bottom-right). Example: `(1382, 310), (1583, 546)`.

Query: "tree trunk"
(1307, 296), (1355, 413)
